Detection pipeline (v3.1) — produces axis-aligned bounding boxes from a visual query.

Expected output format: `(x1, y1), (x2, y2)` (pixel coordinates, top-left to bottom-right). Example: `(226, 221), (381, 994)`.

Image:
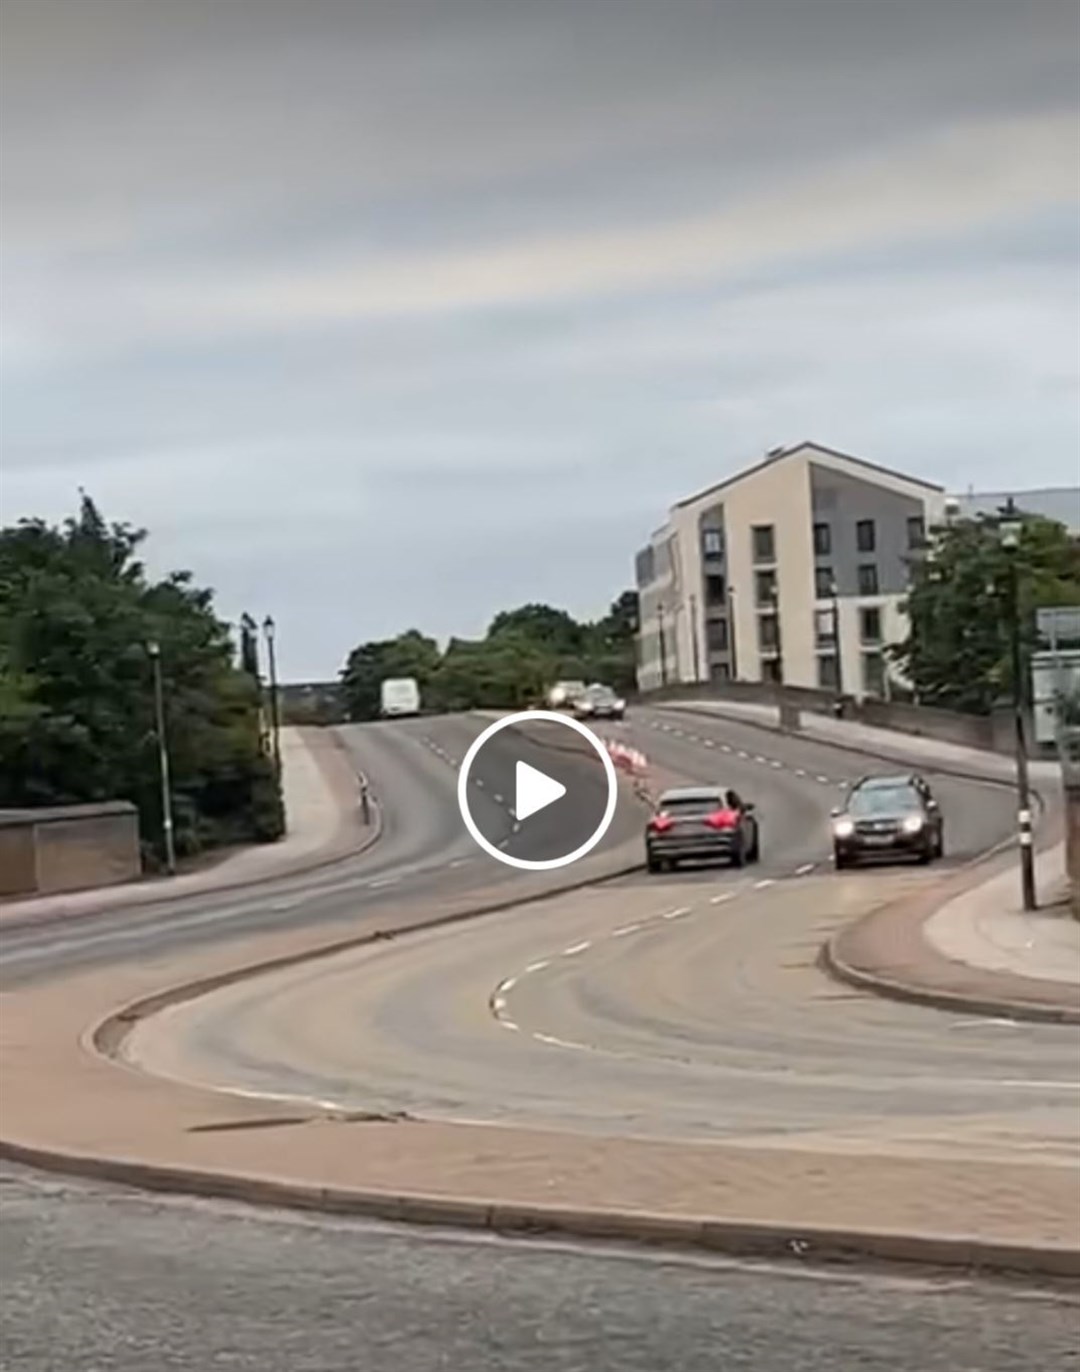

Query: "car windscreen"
(848, 785), (920, 816)
(659, 795), (723, 815)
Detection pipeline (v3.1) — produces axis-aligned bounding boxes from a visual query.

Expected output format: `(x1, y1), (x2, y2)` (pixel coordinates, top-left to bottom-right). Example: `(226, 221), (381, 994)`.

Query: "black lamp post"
(657, 603), (668, 688)
(146, 639), (176, 875)
(831, 578), (845, 708)
(999, 498), (1037, 911)
(263, 615), (282, 779)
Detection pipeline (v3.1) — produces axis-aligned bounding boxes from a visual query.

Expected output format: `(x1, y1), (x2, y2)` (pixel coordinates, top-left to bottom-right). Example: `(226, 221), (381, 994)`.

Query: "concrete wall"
(0, 803), (141, 898)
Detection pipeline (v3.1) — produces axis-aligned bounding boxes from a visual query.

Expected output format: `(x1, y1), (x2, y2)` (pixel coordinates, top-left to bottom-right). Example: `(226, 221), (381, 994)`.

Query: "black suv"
(832, 773), (944, 868)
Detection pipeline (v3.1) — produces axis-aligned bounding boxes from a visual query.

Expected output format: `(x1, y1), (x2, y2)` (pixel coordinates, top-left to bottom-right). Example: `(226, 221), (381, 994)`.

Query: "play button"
(514, 760), (566, 821)
(457, 711), (619, 871)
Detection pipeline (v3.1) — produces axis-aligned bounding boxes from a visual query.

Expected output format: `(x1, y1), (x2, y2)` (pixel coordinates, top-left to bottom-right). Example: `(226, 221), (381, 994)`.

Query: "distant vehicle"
(573, 683), (626, 721)
(547, 679), (587, 710)
(645, 785), (759, 873)
(831, 773), (944, 868)
(379, 677), (421, 718)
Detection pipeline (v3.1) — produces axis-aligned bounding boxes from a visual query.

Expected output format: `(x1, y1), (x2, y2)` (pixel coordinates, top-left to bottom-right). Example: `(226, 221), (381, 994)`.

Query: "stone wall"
(0, 802), (141, 898)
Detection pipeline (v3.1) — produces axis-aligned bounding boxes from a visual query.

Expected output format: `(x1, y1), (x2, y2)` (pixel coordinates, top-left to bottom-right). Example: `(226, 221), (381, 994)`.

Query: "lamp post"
(146, 639), (176, 876)
(689, 592), (702, 683)
(263, 615), (282, 779)
(657, 604), (668, 688)
(727, 586), (739, 681)
(999, 498), (1037, 911)
(830, 578), (845, 709)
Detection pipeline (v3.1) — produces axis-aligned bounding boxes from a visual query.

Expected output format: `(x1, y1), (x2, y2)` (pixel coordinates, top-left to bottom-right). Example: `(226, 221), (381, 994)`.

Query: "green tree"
(893, 514), (1080, 714)
(340, 629), (441, 720)
(0, 495), (283, 861)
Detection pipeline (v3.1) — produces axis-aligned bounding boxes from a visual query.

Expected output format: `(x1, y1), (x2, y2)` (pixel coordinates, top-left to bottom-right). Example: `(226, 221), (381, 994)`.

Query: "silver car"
(573, 684), (626, 721)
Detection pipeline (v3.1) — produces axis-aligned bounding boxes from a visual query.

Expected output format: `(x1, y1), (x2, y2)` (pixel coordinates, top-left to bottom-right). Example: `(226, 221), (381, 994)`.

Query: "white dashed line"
(563, 941), (591, 956)
(721, 743), (732, 753)
(449, 857), (470, 868)
(612, 923), (643, 937)
(709, 893), (734, 905)
(795, 768), (807, 777)
(755, 755), (768, 764)
(770, 759), (783, 768)
(492, 996), (507, 1013)
(663, 906), (692, 920)
(367, 876), (398, 889)
(501, 1020), (519, 1032)
(795, 863), (816, 875)
(533, 1033), (577, 1049)
(816, 775), (830, 784)
(753, 878), (775, 889)
(738, 750), (749, 759)
(525, 960), (550, 974)
(475, 777), (485, 788)
(498, 977), (517, 994)
(704, 740), (715, 748)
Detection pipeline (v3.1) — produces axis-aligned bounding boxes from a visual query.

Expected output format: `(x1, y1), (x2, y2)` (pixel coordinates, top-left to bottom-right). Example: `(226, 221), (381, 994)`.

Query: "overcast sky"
(2, 1), (1078, 679)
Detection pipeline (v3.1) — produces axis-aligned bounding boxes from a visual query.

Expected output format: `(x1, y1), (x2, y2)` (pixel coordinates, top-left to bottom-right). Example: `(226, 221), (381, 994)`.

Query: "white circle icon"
(457, 711), (618, 871)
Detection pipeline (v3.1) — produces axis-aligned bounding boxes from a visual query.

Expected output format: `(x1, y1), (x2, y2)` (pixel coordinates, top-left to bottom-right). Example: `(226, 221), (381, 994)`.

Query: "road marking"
(795, 768), (807, 777)
(449, 857), (470, 868)
(525, 959), (550, 974)
(512, 821), (522, 834)
(753, 879), (775, 889)
(492, 996), (507, 1013)
(816, 775), (830, 784)
(367, 875), (399, 888)
(755, 755), (767, 763)
(497, 977), (517, 994)
(563, 940), (591, 956)
(770, 759), (783, 768)
(493, 793), (504, 804)
(721, 743), (732, 752)
(704, 740), (715, 748)
(738, 750), (749, 759)
(612, 923), (643, 937)
(663, 906), (692, 920)
(710, 893), (734, 905)
(533, 1032), (577, 1049)
(501, 1020), (519, 1032)
(949, 1019), (1020, 1030)
(475, 777), (485, 788)
(795, 863), (816, 875)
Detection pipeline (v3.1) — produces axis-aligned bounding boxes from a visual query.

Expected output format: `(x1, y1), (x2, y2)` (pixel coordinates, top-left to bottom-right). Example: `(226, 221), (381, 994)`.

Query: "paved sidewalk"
(826, 839), (1080, 1023)
(664, 698), (1063, 784)
(0, 728), (370, 926)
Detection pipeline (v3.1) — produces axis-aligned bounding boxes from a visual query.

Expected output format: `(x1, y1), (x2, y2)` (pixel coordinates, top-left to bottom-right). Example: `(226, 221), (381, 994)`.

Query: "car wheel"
(935, 830), (945, 859)
(834, 847), (850, 870)
(747, 825), (761, 863)
(646, 851), (661, 874)
(730, 840), (746, 869)
(917, 842), (934, 864)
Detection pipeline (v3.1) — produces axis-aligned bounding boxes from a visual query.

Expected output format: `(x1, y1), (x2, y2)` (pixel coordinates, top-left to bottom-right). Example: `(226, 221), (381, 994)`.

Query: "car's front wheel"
(747, 825), (760, 863)
(834, 847), (851, 870)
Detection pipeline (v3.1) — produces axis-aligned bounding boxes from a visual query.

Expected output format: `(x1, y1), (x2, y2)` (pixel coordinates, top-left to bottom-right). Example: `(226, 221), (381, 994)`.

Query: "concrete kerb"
(2, 1137), (1076, 1282)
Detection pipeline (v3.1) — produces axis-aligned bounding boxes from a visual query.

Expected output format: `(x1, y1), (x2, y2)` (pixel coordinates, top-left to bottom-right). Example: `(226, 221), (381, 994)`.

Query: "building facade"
(634, 442), (948, 698)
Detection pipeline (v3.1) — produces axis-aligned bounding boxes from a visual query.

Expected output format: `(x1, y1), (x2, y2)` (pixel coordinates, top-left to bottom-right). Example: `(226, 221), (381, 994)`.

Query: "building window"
(862, 652), (886, 697)
(702, 528), (724, 558)
(752, 524), (776, 563)
(815, 608), (837, 648)
(907, 515), (926, 549)
(706, 618), (729, 652)
(813, 522), (831, 556)
(814, 565), (835, 600)
(762, 658), (783, 684)
(757, 614), (781, 652)
(754, 568), (778, 607)
(857, 563), (879, 596)
(817, 654), (839, 689)
(860, 607), (882, 644)
(856, 519), (876, 553)
(704, 573), (726, 606)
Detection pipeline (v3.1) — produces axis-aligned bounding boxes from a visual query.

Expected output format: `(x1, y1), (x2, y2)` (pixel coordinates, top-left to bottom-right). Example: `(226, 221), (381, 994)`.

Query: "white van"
(380, 677), (421, 718)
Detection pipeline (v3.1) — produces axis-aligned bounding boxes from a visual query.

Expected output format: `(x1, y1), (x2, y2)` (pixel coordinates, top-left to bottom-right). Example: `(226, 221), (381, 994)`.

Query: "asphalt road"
(3, 706), (1069, 1371)
(3, 1167), (1077, 1372)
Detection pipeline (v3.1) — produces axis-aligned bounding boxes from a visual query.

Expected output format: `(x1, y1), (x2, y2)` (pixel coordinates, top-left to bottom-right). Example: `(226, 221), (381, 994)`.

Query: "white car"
(547, 679), (587, 710)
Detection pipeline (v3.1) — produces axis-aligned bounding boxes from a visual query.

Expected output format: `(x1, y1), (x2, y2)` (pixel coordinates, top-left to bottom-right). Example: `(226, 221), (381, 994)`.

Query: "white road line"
(950, 1019), (1020, 1030)
(816, 775), (830, 784)
(663, 906), (692, 920)
(492, 996), (507, 1013)
(493, 793), (504, 804)
(754, 755), (768, 764)
(709, 893), (734, 905)
(770, 759), (783, 768)
(512, 821), (522, 833)
(498, 977), (517, 994)
(367, 876), (399, 889)
(795, 863), (816, 875)
(795, 768), (807, 777)
(525, 959), (550, 974)
(612, 923), (643, 937)
(738, 750), (749, 759)
(449, 857), (470, 868)
(563, 941), (591, 956)
(753, 878), (775, 889)
(721, 744), (732, 752)
(533, 1032), (577, 1049)
(501, 1020), (520, 1032)
(704, 740), (715, 748)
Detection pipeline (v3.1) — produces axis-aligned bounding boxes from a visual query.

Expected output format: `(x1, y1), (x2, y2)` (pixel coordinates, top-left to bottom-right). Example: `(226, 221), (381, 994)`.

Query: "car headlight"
(902, 814), (924, 833)
(832, 818), (855, 838)
(614, 699), (626, 711)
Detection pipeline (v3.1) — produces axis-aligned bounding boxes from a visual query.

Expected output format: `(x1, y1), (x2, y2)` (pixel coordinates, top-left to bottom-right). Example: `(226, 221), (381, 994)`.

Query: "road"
(3, 1167), (1077, 1372)
(2, 706), (1073, 1370)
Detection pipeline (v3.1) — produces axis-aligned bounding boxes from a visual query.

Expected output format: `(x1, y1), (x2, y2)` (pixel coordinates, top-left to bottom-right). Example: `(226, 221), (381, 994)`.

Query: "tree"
(0, 495), (284, 861)
(893, 514), (1080, 714)
(340, 629), (441, 720)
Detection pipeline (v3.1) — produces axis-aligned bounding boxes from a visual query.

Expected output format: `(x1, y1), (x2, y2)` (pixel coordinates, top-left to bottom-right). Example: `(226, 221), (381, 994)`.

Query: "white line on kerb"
(563, 941), (591, 956)
(612, 923), (643, 937)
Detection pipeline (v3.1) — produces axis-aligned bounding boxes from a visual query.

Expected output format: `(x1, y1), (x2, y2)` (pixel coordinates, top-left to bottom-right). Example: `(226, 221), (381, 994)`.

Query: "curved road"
(4, 706), (1077, 1371)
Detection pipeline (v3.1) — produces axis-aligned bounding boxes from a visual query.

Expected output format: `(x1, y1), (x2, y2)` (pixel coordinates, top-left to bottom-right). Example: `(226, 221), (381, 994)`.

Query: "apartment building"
(634, 442), (947, 698)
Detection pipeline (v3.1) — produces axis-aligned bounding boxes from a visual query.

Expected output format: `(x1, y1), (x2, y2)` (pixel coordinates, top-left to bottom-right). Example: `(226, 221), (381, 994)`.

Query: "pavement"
(7, 1169), (1076, 1372)
(0, 726), (373, 927)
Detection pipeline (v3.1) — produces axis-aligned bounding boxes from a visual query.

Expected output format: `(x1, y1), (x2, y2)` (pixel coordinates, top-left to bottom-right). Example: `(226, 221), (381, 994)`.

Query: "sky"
(1, 0), (1078, 680)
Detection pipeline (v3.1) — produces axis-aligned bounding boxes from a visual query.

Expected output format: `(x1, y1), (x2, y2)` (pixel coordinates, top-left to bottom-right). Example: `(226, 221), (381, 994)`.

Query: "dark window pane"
(706, 618), (729, 651)
(907, 515), (926, 549)
(862, 651), (886, 696)
(755, 569), (778, 606)
(860, 607), (882, 643)
(815, 565), (835, 599)
(817, 654), (839, 689)
(758, 614), (780, 650)
(752, 524), (775, 563)
(856, 519), (876, 553)
(858, 563), (879, 596)
(705, 573), (726, 605)
(813, 522), (831, 556)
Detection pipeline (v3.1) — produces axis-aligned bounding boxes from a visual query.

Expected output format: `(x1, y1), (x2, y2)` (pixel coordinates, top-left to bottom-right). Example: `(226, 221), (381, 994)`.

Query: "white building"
(634, 442), (947, 698)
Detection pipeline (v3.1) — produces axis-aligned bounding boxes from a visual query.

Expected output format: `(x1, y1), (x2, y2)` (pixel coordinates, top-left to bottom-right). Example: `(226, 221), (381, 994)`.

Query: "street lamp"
(262, 615), (282, 779)
(727, 585), (739, 681)
(688, 592), (702, 683)
(146, 639), (176, 876)
(998, 498), (1037, 911)
(830, 578), (845, 711)
(657, 604), (668, 689)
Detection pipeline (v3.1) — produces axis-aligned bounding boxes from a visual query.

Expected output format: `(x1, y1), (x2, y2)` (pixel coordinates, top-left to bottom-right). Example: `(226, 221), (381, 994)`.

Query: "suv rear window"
(661, 795), (724, 815)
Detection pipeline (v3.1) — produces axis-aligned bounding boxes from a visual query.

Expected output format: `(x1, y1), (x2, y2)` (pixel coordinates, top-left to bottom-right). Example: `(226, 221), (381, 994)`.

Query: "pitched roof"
(673, 440), (944, 510)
